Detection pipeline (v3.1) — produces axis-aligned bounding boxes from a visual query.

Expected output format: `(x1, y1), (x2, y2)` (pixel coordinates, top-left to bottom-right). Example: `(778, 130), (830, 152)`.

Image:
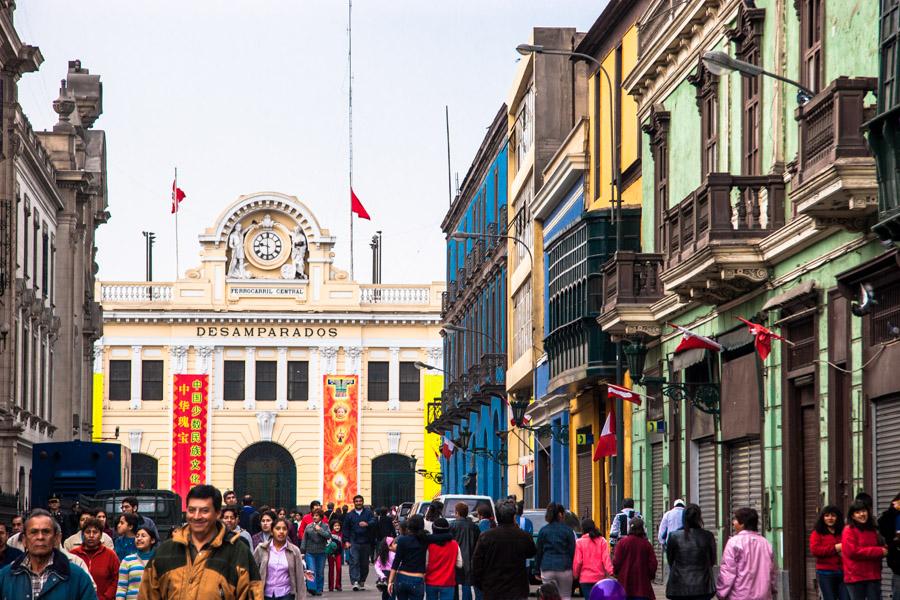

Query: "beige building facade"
(97, 191), (443, 509)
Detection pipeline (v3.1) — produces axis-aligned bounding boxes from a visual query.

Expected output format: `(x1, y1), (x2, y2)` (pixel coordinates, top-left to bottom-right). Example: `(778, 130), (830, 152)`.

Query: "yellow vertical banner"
(423, 373), (444, 499)
(92, 373), (104, 441)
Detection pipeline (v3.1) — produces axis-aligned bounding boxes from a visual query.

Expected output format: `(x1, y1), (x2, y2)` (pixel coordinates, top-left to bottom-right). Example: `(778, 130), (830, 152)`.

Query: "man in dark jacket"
(450, 502), (480, 600)
(342, 494), (376, 590)
(472, 501), (536, 600)
(0, 509), (96, 600)
(240, 494), (260, 535)
(0, 523), (23, 569)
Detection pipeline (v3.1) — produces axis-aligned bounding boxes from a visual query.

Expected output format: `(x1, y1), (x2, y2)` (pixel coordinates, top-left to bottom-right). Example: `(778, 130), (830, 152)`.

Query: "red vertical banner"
(323, 375), (358, 505)
(172, 374), (209, 509)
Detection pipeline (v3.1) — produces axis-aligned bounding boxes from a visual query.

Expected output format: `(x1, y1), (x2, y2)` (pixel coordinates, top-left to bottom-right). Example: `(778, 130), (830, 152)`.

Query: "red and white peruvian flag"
(671, 323), (723, 354)
(593, 407), (617, 461)
(440, 438), (455, 460)
(608, 383), (641, 406)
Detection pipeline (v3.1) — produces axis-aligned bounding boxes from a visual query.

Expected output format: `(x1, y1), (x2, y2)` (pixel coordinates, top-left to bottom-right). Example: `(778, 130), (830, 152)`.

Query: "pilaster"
(388, 347), (400, 411)
(213, 347), (224, 409)
(276, 347), (288, 410)
(245, 347), (256, 410)
(129, 345), (142, 410)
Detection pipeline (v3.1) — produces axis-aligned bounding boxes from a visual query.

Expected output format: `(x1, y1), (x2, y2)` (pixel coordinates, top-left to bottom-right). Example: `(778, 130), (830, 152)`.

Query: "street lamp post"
(516, 42), (626, 510)
(701, 50), (814, 104)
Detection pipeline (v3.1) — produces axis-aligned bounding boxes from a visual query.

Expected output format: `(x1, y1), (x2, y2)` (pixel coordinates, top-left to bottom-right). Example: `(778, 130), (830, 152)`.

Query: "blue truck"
(31, 440), (131, 509)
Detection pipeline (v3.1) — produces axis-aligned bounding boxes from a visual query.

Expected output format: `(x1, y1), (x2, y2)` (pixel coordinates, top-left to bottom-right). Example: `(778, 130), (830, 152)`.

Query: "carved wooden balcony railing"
(663, 173), (785, 269)
(601, 252), (665, 313)
(796, 77), (876, 185)
(793, 76), (878, 231)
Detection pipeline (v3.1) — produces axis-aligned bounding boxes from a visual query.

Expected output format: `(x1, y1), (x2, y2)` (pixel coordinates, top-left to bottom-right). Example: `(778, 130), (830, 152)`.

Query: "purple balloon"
(589, 579), (626, 600)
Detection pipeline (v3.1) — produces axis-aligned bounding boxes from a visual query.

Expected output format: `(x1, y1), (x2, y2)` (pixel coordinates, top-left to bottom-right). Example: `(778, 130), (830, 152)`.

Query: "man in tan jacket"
(139, 485), (262, 599)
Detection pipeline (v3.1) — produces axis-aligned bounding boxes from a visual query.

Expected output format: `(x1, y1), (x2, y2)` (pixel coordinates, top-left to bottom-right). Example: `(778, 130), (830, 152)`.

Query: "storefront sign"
(172, 374), (209, 509)
(647, 420), (666, 433)
(323, 375), (358, 505)
(228, 285), (307, 298)
(196, 326), (338, 338)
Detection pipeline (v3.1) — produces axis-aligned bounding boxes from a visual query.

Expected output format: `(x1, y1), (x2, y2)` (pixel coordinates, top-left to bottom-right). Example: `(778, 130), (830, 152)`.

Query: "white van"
(432, 494), (497, 522)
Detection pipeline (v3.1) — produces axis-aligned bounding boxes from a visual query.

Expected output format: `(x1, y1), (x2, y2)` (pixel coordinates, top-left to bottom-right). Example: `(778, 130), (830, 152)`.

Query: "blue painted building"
(428, 106), (509, 499)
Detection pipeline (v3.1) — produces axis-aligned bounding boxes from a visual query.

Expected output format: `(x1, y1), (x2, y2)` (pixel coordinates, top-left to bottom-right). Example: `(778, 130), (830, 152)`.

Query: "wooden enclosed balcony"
(597, 251), (664, 337)
(792, 77), (878, 231)
(660, 173), (785, 304)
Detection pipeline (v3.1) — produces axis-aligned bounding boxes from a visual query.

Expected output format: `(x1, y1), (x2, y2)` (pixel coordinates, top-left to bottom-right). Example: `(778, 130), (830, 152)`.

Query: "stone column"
(309, 348), (321, 410)
(130, 345), (142, 410)
(196, 346), (214, 375)
(213, 347), (224, 409)
(244, 348), (256, 410)
(346, 346), (362, 376)
(276, 347), (288, 410)
(388, 347), (400, 411)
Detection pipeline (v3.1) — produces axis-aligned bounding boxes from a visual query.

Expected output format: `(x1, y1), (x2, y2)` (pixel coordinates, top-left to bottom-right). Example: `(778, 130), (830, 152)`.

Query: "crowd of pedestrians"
(1, 486), (898, 600)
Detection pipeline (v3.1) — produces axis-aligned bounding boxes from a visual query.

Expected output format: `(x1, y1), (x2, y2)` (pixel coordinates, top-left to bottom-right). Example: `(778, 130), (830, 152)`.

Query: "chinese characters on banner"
(323, 375), (358, 505)
(172, 374), (209, 509)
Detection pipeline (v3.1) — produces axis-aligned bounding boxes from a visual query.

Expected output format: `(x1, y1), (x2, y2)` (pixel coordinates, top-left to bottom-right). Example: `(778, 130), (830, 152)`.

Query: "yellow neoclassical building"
(94, 191), (444, 509)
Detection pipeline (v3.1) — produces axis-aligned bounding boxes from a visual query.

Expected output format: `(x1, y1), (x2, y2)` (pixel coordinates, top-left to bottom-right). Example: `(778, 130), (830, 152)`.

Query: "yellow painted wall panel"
(92, 374), (103, 441)
(423, 374), (444, 499)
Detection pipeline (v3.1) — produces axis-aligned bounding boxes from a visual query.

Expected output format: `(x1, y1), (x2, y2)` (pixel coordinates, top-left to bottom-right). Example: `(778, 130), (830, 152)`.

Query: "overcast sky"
(18, 1), (604, 285)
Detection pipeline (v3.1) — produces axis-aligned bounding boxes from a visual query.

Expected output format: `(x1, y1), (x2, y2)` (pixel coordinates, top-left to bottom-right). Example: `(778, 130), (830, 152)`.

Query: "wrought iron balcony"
(476, 353), (506, 405)
(597, 252), (665, 338)
(660, 173), (785, 304)
(792, 77), (878, 231)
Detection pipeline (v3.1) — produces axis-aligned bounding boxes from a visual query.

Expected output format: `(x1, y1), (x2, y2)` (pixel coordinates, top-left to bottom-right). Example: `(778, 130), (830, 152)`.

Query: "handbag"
(325, 539), (338, 556)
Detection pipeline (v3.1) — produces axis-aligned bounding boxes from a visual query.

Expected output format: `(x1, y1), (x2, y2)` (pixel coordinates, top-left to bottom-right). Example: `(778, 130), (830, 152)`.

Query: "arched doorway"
(131, 453), (159, 489)
(370, 454), (414, 508)
(234, 443), (296, 510)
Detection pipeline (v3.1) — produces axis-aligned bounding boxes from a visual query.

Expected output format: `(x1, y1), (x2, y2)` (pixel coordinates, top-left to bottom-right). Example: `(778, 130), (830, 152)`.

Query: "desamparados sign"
(196, 326), (339, 338)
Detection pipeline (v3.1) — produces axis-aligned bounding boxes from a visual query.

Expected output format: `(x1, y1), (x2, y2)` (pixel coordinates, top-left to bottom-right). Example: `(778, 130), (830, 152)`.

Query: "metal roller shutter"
(577, 448), (592, 521)
(875, 397), (900, 600)
(728, 438), (762, 521)
(697, 440), (717, 529)
(651, 442), (664, 583)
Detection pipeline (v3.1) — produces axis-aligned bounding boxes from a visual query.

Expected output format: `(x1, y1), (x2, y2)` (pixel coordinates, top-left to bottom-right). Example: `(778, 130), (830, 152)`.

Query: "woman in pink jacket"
(572, 518), (613, 598)
(716, 508), (776, 600)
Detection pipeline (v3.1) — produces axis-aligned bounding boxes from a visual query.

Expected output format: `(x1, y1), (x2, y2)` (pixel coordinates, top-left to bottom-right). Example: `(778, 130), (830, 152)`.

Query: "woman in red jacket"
(612, 517), (657, 600)
(841, 500), (888, 600)
(809, 505), (849, 600)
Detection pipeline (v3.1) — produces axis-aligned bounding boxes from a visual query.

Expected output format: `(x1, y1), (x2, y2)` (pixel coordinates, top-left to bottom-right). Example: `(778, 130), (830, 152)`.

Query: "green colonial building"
(596, 0), (899, 598)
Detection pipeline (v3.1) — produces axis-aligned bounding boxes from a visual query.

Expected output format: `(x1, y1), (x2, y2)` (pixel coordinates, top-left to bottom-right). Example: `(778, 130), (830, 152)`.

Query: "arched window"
(234, 443), (296, 510)
(370, 454), (414, 509)
(131, 453), (159, 490)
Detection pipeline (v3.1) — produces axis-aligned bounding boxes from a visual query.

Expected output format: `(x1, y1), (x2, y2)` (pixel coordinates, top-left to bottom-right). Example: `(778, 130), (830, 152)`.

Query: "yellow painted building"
(576, 1), (646, 529)
(96, 191), (444, 510)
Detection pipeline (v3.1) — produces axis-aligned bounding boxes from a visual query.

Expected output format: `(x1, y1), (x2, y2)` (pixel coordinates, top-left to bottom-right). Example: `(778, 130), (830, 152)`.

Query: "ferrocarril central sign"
(196, 326), (338, 338)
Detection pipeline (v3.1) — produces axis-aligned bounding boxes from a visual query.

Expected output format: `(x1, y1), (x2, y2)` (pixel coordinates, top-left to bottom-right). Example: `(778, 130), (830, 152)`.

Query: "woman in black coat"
(664, 504), (717, 600)
(877, 492), (900, 598)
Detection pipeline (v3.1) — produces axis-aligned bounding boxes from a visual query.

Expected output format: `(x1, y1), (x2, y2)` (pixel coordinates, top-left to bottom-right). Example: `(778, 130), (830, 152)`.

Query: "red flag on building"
(593, 407), (617, 461)
(440, 438), (455, 460)
(608, 383), (641, 406)
(171, 180), (186, 214)
(737, 317), (785, 361)
(350, 188), (371, 220)
(670, 323), (723, 354)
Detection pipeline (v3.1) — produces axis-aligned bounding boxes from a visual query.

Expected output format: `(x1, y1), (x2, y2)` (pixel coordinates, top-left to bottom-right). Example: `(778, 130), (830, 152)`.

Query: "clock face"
(252, 231), (283, 261)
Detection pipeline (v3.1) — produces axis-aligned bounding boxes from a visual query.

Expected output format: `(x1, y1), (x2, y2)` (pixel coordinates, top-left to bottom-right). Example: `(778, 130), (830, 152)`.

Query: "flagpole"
(174, 166), (180, 279)
(348, 0), (354, 281)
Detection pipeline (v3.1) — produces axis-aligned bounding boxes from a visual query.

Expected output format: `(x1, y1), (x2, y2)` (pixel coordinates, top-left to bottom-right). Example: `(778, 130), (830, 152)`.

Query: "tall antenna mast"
(348, 0), (355, 280)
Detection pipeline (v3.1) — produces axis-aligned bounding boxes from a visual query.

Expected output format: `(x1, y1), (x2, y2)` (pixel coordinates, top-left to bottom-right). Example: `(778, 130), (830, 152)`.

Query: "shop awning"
(762, 281), (816, 312)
